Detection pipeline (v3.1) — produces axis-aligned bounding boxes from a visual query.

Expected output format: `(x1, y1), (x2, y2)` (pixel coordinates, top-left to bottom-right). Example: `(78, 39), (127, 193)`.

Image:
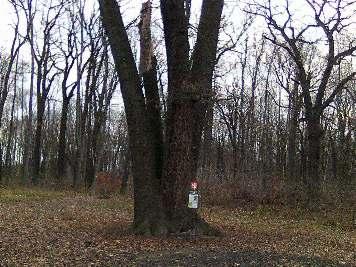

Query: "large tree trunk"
(160, 0), (223, 234)
(305, 113), (323, 204)
(99, 0), (167, 236)
(99, 0), (223, 236)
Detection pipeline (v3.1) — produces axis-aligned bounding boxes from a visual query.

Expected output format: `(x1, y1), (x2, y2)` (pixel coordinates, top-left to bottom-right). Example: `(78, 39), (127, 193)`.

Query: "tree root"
(132, 217), (222, 237)
(133, 218), (169, 237)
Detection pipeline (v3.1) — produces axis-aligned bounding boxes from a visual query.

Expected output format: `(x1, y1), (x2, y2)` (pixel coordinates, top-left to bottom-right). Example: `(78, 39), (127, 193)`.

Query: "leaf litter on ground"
(0, 187), (355, 266)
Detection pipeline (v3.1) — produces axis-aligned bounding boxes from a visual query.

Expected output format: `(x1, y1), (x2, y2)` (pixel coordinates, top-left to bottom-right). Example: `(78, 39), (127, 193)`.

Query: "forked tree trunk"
(160, 0), (223, 234)
(99, 0), (223, 236)
(99, 0), (166, 236)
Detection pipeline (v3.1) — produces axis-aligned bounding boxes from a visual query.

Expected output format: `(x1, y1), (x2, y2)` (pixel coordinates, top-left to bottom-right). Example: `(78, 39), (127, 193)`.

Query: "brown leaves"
(0, 188), (355, 266)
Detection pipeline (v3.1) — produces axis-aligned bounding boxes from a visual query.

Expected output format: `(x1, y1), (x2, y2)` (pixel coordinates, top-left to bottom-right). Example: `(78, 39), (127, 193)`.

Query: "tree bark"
(99, 0), (223, 236)
(305, 113), (323, 203)
(160, 0), (223, 233)
(99, 0), (167, 236)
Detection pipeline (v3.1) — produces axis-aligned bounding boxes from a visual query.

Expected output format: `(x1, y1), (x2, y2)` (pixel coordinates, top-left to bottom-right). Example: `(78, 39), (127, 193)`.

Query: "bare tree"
(0, 1), (26, 182)
(55, 8), (88, 183)
(99, 0), (224, 235)
(29, 1), (64, 184)
(247, 0), (356, 204)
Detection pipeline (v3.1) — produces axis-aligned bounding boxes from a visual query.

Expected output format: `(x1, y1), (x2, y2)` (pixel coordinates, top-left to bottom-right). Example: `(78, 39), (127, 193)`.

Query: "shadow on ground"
(134, 248), (351, 266)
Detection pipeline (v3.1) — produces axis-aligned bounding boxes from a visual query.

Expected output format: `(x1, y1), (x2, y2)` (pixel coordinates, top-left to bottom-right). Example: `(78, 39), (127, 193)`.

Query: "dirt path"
(0, 189), (354, 266)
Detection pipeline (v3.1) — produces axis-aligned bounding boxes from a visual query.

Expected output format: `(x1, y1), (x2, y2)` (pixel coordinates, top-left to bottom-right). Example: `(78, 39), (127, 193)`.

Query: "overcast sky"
(0, 0), (354, 73)
(0, 0), (354, 110)
(0, 0), (204, 49)
(0, 1), (13, 48)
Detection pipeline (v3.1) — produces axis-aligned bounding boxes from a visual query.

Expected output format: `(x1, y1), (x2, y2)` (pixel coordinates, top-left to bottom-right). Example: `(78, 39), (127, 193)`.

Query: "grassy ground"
(0, 187), (355, 266)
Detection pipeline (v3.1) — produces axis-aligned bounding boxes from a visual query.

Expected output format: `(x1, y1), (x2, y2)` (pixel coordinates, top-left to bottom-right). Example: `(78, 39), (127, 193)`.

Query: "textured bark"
(139, 3), (164, 182)
(305, 113), (323, 203)
(161, 0), (223, 232)
(143, 59), (164, 181)
(99, 0), (166, 236)
(99, 0), (223, 236)
(202, 102), (213, 169)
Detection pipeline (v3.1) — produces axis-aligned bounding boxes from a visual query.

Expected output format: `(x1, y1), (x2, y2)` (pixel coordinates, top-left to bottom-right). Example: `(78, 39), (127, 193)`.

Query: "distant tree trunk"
(32, 98), (46, 184)
(335, 110), (353, 192)
(29, 2), (62, 184)
(286, 80), (301, 188)
(56, 97), (70, 182)
(32, 72), (57, 184)
(299, 125), (307, 182)
(73, 82), (81, 188)
(56, 16), (83, 183)
(4, 57), (19, 183)
(73, 0), (85, 188)
(120, 146), (130, 194)
(82, 41), (105, 188)
(246, 40), (263, 173)
(238, 38), (248, 173)
(330, 133), (337, 182)
(216, 133), (226, 181)
(22, 50), (34, 184)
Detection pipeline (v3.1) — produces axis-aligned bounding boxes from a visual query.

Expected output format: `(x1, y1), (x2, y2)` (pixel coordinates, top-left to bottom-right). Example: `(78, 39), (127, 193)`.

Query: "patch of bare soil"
(0, 190), (355, 266)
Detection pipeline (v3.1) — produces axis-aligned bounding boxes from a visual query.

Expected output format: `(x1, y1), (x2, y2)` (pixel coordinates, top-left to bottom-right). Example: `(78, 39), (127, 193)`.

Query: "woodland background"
(0, 0), (354, 205)
(0, 0), (355, 264)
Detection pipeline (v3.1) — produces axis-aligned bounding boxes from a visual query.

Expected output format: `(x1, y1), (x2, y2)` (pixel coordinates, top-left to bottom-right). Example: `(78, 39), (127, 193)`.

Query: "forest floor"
(0, 187), (355, 266)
